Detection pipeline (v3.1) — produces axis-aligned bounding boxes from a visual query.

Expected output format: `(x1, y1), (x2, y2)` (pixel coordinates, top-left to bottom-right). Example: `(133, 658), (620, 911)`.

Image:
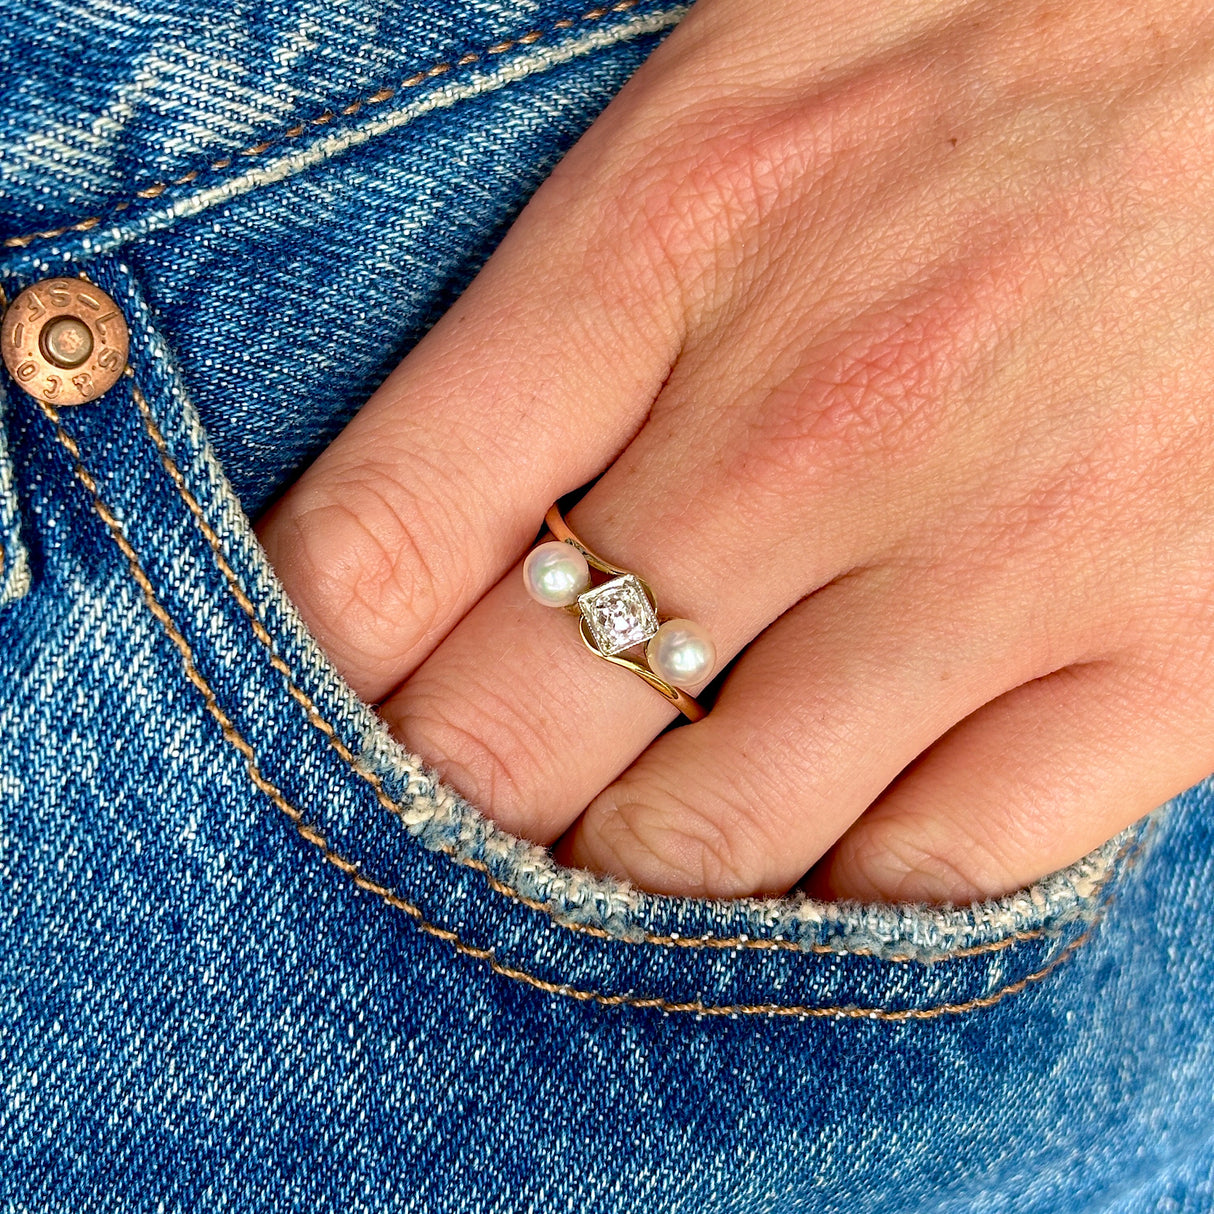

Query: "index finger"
(254, 141), (681, 702)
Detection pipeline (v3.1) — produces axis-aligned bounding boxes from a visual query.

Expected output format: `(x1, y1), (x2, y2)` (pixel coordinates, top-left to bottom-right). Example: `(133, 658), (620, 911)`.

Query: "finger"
(549, 563), (1087, 899)
(373, 539), (679, 842)
(252, 127), (687, 704)
(801, 653), (1213, 904)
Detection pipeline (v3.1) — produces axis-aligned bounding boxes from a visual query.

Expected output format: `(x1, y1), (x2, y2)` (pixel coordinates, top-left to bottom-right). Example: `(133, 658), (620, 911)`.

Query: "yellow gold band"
(541, 503), (709, 723)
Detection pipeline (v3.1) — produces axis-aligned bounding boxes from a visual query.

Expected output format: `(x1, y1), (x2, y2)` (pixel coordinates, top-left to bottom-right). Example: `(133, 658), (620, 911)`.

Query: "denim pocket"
(0, 257), (1198, 1214)
(7, 252), (1162, 1024)
(0, 0), (1164, 1016)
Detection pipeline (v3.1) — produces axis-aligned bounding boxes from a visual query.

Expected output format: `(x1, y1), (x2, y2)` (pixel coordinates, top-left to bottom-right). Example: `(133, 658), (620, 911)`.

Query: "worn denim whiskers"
(2, 0), (1213, 1210)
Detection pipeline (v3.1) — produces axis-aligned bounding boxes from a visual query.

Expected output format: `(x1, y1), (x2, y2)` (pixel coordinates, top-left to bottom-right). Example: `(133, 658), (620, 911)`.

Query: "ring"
(522, 503), (716, 722)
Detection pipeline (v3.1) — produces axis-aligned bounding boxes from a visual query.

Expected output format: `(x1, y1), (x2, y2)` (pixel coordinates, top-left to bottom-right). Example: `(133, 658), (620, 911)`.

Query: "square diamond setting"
(578, 574), (659, 656)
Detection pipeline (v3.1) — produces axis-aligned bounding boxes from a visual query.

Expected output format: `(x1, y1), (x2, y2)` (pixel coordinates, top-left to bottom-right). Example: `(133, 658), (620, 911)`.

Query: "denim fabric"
(1, 1), (1212, 1211)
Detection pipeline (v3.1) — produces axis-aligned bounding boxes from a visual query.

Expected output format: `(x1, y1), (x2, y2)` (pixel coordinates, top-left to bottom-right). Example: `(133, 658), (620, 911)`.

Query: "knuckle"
(801, 321), (951, 458)
(586, 785), (770, 898)
(969, 441), (1123, 562)
(834, 818), (1002, 906)
(278, 469), (463, 665)
(641, 128), (800, 257)
(591, 105), (835, 307)
(394, 681), (550, 830)
(718, 280), (987, 510)
(799, 300), (968, 463)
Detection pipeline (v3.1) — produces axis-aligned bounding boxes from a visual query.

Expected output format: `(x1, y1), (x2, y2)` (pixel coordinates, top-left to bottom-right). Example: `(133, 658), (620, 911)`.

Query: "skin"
(255, 0), (1214, 903)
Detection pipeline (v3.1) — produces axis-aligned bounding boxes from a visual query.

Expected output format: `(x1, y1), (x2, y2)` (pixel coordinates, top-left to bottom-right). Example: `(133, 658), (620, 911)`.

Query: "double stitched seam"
(123, 371), (1142, 962)
(33, 390), (1150, 1016)
(4, 2), (656, 251)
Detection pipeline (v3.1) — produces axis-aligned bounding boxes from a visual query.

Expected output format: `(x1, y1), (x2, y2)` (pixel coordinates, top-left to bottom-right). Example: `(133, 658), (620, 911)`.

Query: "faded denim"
(1, 0), (1213, 1210)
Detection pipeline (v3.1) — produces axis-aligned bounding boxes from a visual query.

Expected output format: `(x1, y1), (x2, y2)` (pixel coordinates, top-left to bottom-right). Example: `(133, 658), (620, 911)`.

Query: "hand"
(255, 0), (1214, 903)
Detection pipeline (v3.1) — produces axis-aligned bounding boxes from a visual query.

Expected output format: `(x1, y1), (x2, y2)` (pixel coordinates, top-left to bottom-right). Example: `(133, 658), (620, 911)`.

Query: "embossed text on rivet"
(1, 277), (129, 405)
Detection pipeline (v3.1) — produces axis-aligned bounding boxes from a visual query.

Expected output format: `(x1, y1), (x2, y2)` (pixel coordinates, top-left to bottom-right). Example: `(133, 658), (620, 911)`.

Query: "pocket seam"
(2, 0), (685, 254)
(31, 381), (1156, 1018)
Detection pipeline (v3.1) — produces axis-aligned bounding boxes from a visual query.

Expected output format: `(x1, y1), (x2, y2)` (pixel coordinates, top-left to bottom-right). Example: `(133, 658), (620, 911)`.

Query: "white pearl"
(523, 540), (590, 607)
(646, 618), (716, 688)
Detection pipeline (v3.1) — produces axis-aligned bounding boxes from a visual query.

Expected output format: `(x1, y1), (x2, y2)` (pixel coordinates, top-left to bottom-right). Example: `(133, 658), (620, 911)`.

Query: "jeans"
(2, 0), (1212, 1209)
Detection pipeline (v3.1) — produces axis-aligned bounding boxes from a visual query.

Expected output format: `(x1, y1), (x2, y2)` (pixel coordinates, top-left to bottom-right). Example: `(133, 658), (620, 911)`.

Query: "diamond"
(577, 574), (659, 656)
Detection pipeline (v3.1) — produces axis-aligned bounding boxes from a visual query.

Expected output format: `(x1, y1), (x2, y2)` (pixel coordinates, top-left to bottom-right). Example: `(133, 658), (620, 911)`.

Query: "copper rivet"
(1, 277), (129, 405)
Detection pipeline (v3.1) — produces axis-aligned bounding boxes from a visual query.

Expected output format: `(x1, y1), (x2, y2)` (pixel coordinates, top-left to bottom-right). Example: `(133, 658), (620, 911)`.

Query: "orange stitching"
(124, 380), (1147, 961)
(33, 394), (1136, 1017)
(3, 1), (650, 251)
